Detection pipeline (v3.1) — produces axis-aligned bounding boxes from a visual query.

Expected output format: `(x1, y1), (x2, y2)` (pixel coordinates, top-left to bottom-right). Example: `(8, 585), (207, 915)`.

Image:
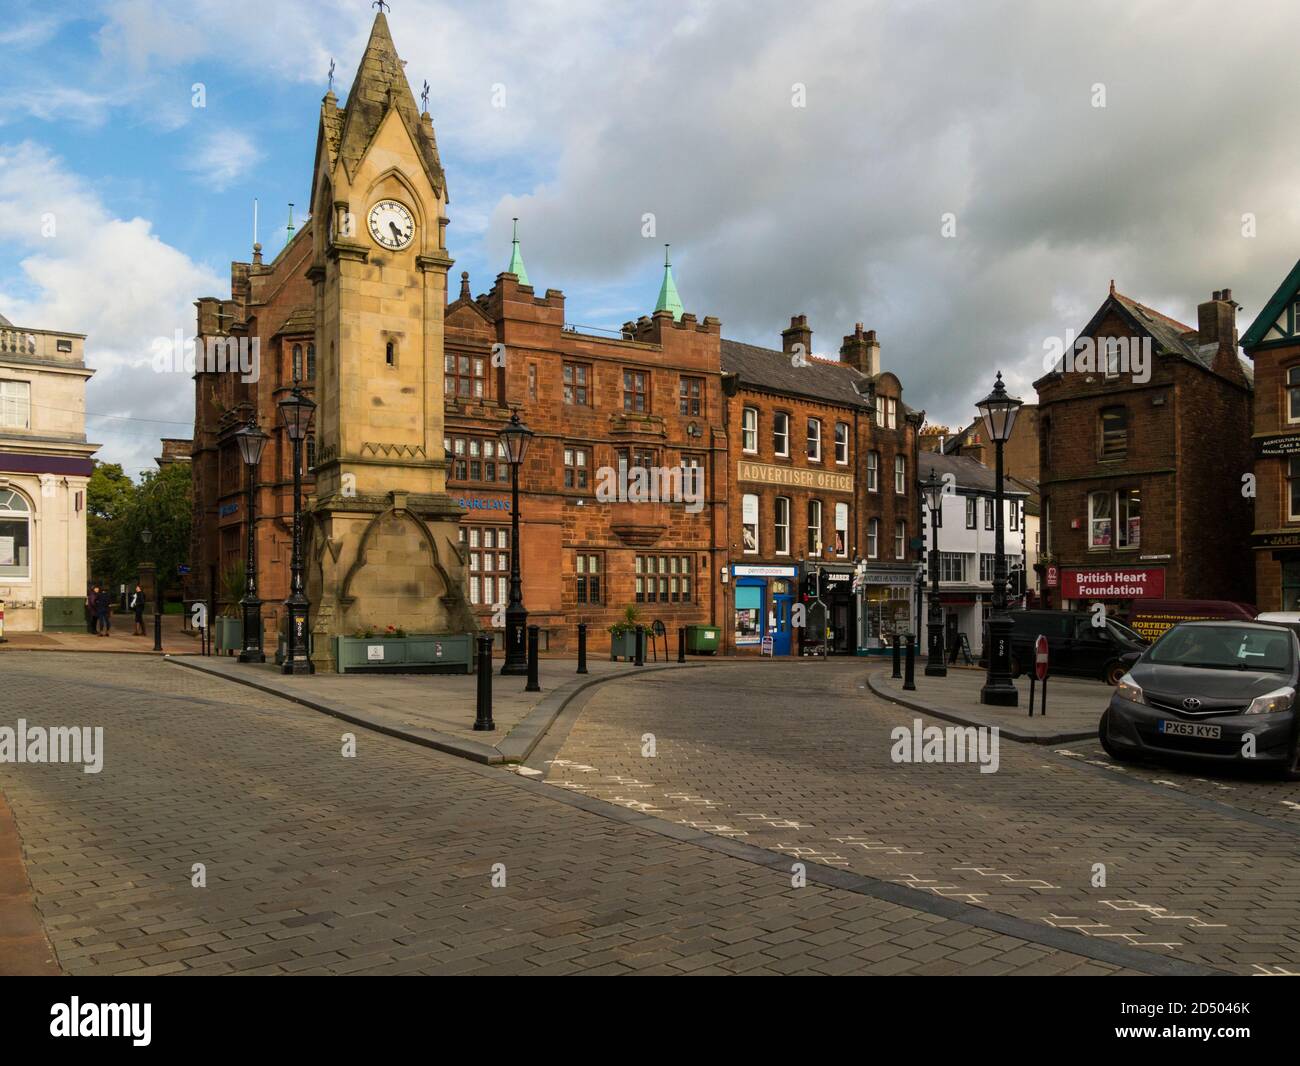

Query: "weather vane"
(373, 1), (389, 12)
(328, 58), (335, 93)
(421, 80), (429, 113)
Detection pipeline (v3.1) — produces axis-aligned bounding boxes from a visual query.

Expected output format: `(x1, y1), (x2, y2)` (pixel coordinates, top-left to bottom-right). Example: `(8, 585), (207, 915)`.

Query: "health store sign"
(1060, 567), (1165, 600)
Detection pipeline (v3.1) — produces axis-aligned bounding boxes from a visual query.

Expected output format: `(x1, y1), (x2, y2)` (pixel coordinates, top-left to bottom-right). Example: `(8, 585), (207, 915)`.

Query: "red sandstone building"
(186, 18), (921, 656)
(1034, 284), (1254, 615)
(1241, 257), (1300, 610)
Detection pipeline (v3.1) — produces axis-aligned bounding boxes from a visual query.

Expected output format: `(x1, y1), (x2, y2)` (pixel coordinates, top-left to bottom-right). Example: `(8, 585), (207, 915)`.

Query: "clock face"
(367, 199), (415, 250)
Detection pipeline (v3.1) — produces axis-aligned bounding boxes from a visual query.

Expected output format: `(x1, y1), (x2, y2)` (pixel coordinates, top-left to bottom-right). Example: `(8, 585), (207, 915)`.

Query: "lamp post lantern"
(977, 371), (1023, 706)
(498, 410), (534, 675)
(279, 386), (316, 675)
(234, 420), (270, 663)
(922, 468), (947, 677)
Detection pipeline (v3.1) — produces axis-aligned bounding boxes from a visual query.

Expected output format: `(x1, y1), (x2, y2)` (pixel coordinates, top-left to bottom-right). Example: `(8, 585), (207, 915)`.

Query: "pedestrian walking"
(130, 584), (146, 636)
(93, 586), (111, 637)
(85, 585), (96, 634)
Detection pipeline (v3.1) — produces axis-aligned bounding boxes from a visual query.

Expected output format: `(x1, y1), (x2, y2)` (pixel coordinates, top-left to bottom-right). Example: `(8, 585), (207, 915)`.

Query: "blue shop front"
(730, 563), (799, 655)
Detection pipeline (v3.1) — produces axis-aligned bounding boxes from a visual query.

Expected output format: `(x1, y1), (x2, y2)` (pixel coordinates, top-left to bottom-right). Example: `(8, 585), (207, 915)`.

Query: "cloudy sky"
(3, 0), (1300, 477)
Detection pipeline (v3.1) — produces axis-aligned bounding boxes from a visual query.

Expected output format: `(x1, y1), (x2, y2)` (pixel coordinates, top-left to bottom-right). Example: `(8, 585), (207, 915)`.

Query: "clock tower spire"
(303, 9), (474, 665)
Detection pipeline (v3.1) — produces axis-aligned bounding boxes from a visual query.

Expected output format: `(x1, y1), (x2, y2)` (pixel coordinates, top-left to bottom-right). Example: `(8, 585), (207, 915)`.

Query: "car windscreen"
(1145, 624), (1294, 671)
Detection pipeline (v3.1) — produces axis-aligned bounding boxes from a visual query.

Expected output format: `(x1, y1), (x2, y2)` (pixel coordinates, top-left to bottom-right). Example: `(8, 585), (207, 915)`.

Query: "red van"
(1124, 600), (1258, 644)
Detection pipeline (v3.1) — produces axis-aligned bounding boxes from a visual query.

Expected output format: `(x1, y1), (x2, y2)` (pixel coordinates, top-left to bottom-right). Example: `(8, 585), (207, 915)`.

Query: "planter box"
(214, 616), (243, 654)
(333, 634), (474, 674)
(609, 628), (642, 662)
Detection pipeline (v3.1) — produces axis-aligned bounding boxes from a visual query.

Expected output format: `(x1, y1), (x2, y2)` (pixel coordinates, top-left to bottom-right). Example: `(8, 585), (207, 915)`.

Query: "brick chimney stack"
(781, 314), (813, 358)
(1197, 289), (1237, 350)
(839, 322), (881, 377)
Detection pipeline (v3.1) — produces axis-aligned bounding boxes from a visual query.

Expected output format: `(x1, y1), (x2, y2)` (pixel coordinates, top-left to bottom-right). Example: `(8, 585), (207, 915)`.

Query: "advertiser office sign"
(737, 461), (853, 494)
(1061, 567), (1165, 599)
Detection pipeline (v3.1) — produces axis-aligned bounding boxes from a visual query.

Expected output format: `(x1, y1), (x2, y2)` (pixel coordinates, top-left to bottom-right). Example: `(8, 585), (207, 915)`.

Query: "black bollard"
(576, 622), (588, 674)
(634, 625), (645, 666)
(677, 626), (686, 663)
(153, 609), (162, 653)
(525, 624), (541, 692)
(903, 638), (916, 691)
(474, 635), (495, 731)
(891, 633), (902, 679)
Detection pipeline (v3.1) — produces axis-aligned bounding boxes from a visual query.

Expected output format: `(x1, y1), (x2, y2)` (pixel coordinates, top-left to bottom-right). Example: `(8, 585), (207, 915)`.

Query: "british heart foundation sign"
(1061, 567), (1165, 599)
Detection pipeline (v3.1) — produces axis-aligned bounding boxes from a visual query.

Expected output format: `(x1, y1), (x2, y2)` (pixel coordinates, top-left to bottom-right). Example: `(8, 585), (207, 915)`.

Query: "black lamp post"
(279, 386), (316, 675)
(977, 371), (1023, 706)
(141, 528), (162, 651)
(922, 469), (947, 677)
(235, 420), (270, 663)
(498, 410), (534, 676)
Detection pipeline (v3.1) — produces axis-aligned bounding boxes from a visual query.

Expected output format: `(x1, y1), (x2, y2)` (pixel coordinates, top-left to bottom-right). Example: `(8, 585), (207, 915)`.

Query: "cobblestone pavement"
(546, 661), (1300, 976)
(0, 652), (1146, 975)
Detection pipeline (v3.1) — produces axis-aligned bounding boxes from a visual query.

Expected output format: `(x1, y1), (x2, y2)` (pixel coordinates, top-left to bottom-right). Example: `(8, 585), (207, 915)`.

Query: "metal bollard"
(474, 635), (495, 731)
(677, 626), (686, 663)
(891, 633), (902, 679)
(576, 622), (588, 674)
(634, 625), (644, 666)
(525, 624), (541, 692)
(903, 639), (916, 691)
(153, 609), (163, 653)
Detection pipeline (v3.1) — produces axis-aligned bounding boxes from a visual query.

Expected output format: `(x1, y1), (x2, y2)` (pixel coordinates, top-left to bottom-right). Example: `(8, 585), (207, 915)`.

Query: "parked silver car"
(1100, 620), (1300, 780)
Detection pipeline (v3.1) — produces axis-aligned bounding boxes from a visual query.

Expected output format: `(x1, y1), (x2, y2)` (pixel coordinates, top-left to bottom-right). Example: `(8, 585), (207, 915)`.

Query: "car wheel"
(1104, 661), (1127, 686)
(1099, 708), (1139, 763)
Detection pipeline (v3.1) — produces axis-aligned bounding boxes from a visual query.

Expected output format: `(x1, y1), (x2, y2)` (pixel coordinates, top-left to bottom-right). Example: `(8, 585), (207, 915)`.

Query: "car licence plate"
(1159, 720), (1221, 739)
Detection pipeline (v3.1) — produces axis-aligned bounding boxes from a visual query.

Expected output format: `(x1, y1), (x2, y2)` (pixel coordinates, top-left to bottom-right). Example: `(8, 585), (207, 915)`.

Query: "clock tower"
(304, 10), (474, 664)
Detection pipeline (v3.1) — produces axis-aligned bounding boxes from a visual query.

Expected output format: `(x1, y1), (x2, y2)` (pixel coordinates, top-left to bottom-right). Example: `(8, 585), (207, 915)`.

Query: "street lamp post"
(977, 371), (1023, 706)
(279, 386), (316, 675)
(235, 420), (270, 663)
(922, 469), (947, 677)
(141, 528), (162, 652)
(498, 410), (534, 676)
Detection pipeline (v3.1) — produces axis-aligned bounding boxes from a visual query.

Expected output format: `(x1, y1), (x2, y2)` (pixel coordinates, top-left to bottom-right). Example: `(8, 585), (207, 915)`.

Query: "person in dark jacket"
(93, 586), (111, 636)
(130, 584), (146, 636)
(86, 586), (97, 634)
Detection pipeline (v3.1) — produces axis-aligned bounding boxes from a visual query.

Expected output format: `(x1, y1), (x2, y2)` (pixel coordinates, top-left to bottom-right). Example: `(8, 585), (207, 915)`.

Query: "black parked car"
(1101, 620), (1300, 780)
(1003, 610), (1147, 685)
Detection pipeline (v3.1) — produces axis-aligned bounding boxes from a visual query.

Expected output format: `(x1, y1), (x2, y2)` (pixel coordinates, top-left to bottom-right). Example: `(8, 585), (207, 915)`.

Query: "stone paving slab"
(168, 653), (705, 764)
(870, 665), (1111, 743)
(548, 662), (1300, 975)
(0, 651), (1147, 975)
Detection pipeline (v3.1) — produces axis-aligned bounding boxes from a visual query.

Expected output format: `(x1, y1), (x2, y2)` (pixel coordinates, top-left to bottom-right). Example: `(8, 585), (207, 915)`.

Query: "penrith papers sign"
(1061, 567), (1165, 599)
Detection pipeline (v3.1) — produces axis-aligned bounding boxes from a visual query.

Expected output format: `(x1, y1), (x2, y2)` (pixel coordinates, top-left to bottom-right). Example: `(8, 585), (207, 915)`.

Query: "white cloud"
(184, 128), (262, 191)
(0, 141), (223, 478)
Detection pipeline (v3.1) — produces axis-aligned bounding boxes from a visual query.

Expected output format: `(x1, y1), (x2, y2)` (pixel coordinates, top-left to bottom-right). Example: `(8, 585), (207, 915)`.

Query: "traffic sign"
(1034, 634), (1049, 680)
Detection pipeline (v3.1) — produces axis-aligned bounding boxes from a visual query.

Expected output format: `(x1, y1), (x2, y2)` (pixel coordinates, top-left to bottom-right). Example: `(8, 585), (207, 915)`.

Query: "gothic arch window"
(0, 487), (33, 580)
(306, 344), (316, 380)
(292, 344), (303, 383)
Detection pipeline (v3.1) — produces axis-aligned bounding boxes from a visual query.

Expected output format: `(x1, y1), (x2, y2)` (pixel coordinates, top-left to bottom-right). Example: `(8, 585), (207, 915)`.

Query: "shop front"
(801, 564), (857, 655)
(854, 563), (918, 655)
(731, 563), (798, 655)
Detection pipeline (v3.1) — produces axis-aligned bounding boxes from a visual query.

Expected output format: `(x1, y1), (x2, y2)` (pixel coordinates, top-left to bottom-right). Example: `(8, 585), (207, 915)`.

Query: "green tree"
(125, 464), (193, 601)
(86, 462), (136, 588)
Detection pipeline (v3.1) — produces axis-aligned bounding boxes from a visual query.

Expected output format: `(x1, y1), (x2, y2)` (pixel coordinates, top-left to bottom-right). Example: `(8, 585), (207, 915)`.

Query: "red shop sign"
(1061, 567), (1165, 600)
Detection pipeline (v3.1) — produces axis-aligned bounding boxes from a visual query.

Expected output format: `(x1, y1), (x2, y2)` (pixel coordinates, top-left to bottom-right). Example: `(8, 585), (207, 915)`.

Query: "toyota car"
(1100, 620), (1300, 779)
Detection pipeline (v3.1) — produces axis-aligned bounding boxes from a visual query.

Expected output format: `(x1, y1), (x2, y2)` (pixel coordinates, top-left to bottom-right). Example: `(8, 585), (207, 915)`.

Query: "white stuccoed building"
(0, 313), (98, 632)
(917, 452), (1029, 661)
